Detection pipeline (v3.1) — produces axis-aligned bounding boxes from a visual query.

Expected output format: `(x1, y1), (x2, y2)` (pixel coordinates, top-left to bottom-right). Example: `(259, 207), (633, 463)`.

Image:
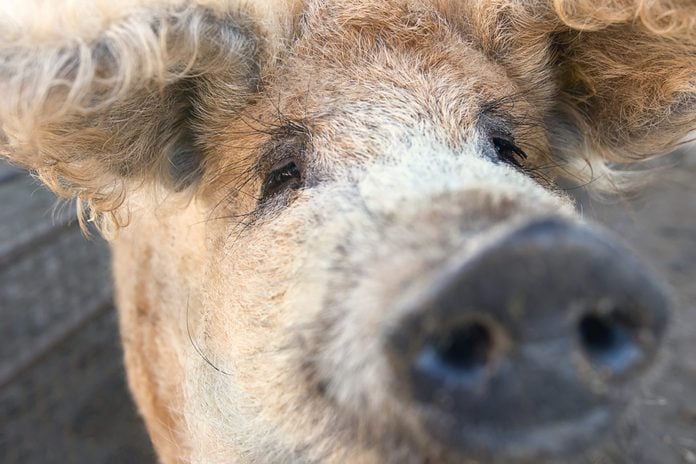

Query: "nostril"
(579, 314), (619, 352)
(438, 322), (492, 371)
(415, 321), (499, 388)
(578, 311), (644, 375)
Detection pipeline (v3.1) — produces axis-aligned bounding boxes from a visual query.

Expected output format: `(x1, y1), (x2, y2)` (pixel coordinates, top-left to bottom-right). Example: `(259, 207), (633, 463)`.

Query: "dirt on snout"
(573, 149), (696, 464)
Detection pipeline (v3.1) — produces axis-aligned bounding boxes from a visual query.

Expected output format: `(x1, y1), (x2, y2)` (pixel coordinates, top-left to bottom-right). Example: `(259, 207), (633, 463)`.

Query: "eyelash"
(260, 159), (303, 201)
(491, 137), (528, 169)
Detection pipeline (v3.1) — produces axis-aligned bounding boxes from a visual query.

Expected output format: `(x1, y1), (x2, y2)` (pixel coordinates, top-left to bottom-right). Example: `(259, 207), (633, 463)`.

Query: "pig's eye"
(261, 159), (303, 200)
(492, 137), (528, 169)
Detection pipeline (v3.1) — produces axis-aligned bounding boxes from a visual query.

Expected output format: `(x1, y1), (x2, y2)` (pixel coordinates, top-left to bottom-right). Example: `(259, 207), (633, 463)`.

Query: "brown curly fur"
(0, 0), (693, 229)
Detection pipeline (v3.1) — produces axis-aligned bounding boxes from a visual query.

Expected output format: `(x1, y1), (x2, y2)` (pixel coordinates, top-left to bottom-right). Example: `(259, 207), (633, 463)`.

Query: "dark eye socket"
(492, 137), (528, 169)
(261, 159), (303, 200)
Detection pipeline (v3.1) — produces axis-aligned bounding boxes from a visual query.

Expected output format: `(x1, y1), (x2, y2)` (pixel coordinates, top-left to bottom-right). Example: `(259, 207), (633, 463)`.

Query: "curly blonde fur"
(0, 0), (294, 232)
(552, 0), (696, 186)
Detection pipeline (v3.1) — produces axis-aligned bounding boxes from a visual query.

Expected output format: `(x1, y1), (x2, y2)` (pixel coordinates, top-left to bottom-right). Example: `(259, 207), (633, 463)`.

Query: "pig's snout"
(385, 218), (669, 461)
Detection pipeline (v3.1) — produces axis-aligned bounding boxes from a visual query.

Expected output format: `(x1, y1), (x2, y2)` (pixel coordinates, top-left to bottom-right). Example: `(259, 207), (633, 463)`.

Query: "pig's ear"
(0, 1), (288, 229)
(457, 0), (695, 187)
(547, 0), (695, 174)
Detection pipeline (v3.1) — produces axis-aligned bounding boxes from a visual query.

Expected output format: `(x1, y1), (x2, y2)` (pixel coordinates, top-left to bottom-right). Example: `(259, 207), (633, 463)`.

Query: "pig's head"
(1, 1), (694, 463)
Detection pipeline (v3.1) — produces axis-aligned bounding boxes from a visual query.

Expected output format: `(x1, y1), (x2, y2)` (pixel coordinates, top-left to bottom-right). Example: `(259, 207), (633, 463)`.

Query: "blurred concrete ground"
(0, 162), (156, 463)
(0, 148), (694, 463)
(571, 149), (696, 464)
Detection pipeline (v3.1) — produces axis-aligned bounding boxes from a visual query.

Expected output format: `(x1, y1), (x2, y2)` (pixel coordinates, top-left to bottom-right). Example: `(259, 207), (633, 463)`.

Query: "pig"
(0, 0), (694, 462)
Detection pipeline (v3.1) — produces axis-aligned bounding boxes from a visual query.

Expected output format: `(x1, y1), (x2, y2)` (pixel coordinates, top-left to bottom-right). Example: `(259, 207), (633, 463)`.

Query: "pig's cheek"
(198, 193), (353, 390)
(195, 232), (286, 366)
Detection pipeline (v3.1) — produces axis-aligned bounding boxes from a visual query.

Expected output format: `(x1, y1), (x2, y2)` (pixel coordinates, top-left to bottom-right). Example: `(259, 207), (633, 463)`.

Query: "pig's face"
(1, 0), (692, 463)
(179, 5), (667, 462)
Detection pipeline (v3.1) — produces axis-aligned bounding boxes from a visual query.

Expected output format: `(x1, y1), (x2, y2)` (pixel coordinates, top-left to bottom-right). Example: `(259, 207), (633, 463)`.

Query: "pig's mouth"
(408, 368), (621, 462)
(377, 218), (669, 463)
(423, 406), (613, 463)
